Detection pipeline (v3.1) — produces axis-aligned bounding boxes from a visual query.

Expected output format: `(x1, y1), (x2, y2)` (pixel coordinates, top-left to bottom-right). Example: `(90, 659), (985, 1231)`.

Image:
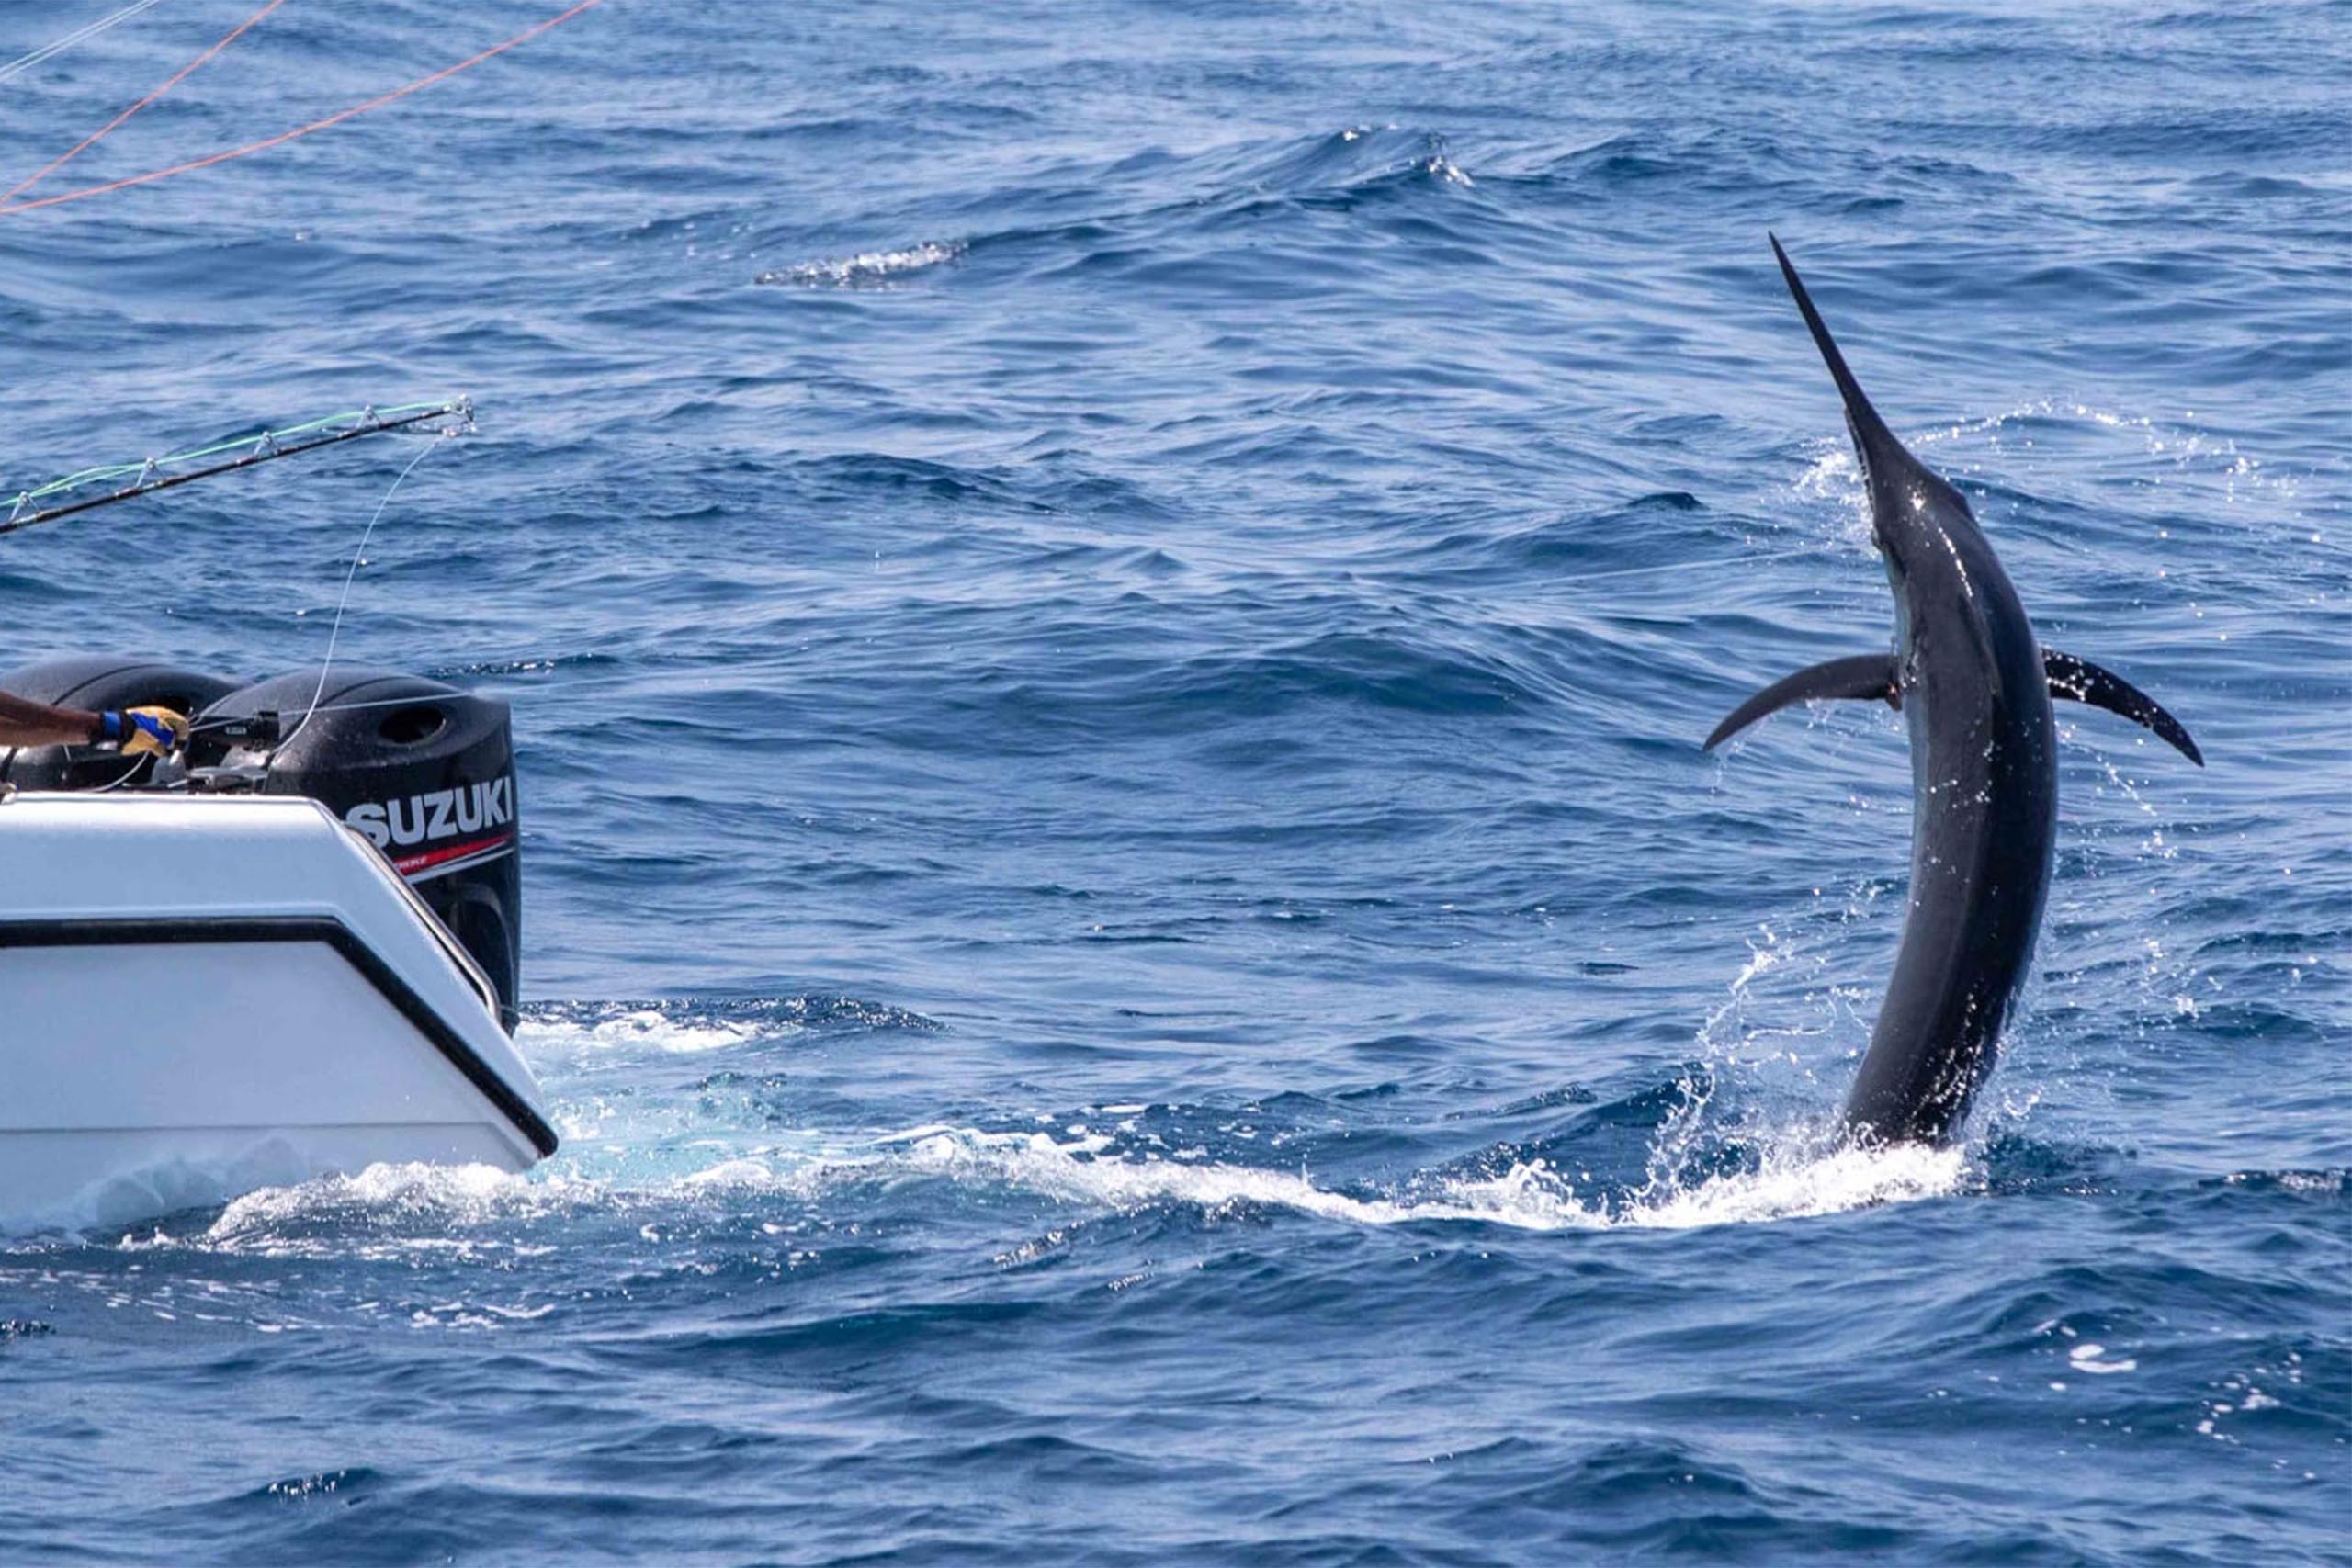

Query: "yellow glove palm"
(119, 706), (190, 759)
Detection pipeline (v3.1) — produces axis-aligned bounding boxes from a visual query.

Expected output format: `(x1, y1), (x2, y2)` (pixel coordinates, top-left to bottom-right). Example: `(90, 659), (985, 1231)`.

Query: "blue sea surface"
(1, 1), (2346, 1562)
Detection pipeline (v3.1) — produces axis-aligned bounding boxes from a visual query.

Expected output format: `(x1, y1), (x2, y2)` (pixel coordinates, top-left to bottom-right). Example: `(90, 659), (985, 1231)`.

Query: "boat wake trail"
(115, 995), (1979, 1248)
(0, 988), (1981, 1247)
(169, 1115), (1967, 1254)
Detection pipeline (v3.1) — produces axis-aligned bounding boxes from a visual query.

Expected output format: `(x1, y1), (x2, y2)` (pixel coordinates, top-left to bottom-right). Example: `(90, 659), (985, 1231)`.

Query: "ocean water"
(1, 1), (2346, 1562)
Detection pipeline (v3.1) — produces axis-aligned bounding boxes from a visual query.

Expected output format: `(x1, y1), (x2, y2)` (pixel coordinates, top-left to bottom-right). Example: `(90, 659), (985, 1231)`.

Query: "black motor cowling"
(188, 669), (524, 1032)
(0, 656), (243, 789)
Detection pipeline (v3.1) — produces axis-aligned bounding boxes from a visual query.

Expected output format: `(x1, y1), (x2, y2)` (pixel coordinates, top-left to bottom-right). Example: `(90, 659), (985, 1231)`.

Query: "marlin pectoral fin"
(2043, 649), (2203, 765)
(1704, 654), (1899, 750)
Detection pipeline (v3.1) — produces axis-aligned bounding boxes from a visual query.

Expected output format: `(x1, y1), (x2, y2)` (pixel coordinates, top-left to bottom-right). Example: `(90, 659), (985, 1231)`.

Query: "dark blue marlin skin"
(1707, 238), (2203, 1146)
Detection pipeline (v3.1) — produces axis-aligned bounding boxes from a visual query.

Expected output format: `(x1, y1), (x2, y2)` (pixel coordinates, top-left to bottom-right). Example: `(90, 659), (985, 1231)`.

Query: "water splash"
(755, 240), (964, 288)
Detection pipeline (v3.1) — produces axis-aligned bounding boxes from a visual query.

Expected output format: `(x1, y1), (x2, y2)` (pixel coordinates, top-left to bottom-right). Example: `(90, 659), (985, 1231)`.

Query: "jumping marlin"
(1707, 237), (2201, 1146)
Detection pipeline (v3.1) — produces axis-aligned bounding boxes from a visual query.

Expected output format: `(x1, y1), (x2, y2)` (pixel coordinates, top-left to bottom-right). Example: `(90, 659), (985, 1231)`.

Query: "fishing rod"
(0, 398), (471, 538)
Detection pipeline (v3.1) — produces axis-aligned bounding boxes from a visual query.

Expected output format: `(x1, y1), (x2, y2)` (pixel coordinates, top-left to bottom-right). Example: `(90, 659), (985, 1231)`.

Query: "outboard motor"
(187, 669), (524, 1031)
(0, 656), (243, 789)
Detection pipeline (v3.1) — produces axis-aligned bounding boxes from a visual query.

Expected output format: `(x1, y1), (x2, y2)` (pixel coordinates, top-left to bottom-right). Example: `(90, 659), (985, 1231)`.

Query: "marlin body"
(1708, 239), (2202, 1145)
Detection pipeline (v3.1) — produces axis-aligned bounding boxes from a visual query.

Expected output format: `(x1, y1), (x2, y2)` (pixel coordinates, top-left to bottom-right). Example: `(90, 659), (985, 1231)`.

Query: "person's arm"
(0, 689), (103, 748)
(0, 693), (187, 754)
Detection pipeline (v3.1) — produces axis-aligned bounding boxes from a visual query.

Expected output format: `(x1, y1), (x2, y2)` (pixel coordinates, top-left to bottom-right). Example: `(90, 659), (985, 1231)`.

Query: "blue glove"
(99, 707), (189, 758)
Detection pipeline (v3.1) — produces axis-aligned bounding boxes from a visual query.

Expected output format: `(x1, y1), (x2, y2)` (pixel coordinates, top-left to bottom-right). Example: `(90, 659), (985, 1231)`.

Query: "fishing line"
(1, 0), (289, 207)
(0, 0), (175, 88)
(277, 430), (449, 760)
(187, 691), (474, 742)
(87, 752), (153, 793)
(0, 0), (613, 218)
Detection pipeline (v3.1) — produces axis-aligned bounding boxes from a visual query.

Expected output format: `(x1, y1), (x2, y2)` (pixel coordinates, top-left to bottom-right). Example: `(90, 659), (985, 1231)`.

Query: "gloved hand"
(101, 706), (190, 758)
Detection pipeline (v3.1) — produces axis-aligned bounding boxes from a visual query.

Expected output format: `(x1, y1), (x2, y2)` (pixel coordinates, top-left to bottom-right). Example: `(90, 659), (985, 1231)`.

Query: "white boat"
(0, 790), (556, 1228)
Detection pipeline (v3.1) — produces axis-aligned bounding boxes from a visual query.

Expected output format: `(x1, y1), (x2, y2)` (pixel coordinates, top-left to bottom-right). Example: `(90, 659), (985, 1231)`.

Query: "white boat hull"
(0, 793), (555, 1228)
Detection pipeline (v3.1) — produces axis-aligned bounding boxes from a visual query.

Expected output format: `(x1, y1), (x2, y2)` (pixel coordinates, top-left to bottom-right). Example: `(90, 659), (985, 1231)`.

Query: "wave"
(735, 125), (1493, 299)
(522, 997), (938, 1050)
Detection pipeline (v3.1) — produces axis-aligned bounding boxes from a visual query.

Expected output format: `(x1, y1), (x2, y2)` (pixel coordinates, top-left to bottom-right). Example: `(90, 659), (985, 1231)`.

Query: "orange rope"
(2, 0), (294, 207)
(0, 0), (612, 219)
